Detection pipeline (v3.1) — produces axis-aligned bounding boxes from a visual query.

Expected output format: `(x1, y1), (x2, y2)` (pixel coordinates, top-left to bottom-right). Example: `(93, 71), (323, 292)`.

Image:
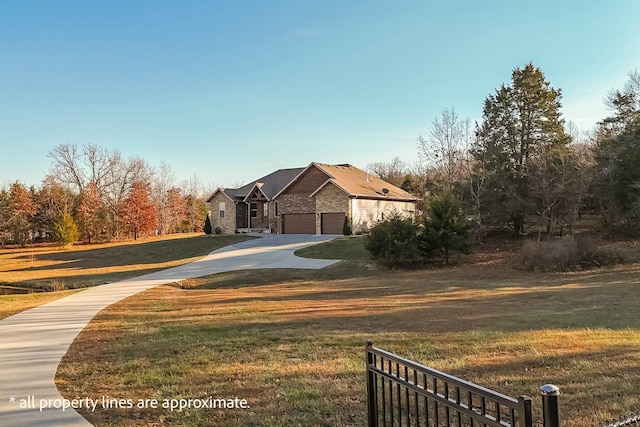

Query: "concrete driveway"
(0, 234), (340, 426)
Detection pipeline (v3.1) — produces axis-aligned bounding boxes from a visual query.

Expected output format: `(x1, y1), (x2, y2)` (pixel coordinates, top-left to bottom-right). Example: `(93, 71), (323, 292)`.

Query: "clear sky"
(1, 1), (639, 189)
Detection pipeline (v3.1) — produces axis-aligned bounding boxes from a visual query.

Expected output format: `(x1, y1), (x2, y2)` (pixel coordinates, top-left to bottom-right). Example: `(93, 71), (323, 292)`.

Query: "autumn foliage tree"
(78, 182), (108, 243)
(0, 189), (10, 246)
(165, 187), (187, 233)
(8, 182), (38, 246)
(120, 182), (156, 240)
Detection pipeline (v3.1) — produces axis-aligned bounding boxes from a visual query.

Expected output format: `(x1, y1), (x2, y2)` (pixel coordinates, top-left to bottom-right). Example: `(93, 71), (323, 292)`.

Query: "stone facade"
(206, 192), (236, 234)
(315, 183), (350, 234)
(278, 194), (316, 215)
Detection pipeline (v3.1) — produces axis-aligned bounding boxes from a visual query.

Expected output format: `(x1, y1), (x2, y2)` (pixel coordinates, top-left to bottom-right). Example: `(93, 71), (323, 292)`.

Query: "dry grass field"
(55, 237), (640, 426)
(0, 233), (254, 319)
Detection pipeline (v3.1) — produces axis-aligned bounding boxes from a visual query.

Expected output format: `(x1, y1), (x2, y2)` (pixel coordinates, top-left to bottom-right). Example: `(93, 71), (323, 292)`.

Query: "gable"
(205, 188), (236, 203)
(243, 183), (268, 202)
(279, 164), (330, 196)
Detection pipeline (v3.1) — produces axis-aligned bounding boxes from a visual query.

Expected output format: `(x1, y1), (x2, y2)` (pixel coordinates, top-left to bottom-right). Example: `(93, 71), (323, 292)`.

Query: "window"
(219, 202), (225, 219)
(274, 201), (279, 217)
(250, 202), (258, 218)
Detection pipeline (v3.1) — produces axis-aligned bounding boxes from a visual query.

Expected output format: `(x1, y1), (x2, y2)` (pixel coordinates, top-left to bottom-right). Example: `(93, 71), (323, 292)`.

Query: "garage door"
(321, 213), (345, 234)
(282, 213), (315, 234)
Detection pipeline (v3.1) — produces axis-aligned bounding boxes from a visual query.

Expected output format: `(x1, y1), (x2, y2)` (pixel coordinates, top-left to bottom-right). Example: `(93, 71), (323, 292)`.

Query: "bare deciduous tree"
(48, 144), (86, 192)
(102, 156), (151, 238)
(181, 174), (207, 232)
(152, 161), (176, 235)
(418, 107), (471, 192)
(366, 157), (408, 187)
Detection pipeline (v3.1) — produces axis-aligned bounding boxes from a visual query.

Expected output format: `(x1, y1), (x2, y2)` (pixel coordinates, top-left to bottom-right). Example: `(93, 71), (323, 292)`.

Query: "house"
(276, 163), (417, 234)
(205, 167), (305, 234)
(206, 163), (418, 235)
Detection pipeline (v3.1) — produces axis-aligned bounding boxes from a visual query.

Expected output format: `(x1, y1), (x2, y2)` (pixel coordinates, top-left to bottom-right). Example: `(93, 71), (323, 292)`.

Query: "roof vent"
(382, 188), (389, 196)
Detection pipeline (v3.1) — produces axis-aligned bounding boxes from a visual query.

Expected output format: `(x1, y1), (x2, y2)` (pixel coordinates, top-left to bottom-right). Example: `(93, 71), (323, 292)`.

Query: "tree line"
(368, 63), (640, 239)
(0, 144), (209, 246)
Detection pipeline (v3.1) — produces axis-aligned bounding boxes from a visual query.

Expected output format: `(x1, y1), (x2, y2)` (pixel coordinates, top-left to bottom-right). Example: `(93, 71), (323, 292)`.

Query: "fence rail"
(366, 341), (533, 427)
(367, 341), (640, 427)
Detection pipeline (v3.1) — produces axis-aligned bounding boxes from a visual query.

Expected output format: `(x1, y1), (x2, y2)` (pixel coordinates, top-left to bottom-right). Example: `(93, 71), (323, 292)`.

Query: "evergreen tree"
(52, 211), (80, 247)
(593, 70), (640, 225)
(365, 212), (421, 267)
(420, 193), (471, 264)
(203, 215), (212, 235)
(342, 216), (352, 236)
(474, 63), (570, 235)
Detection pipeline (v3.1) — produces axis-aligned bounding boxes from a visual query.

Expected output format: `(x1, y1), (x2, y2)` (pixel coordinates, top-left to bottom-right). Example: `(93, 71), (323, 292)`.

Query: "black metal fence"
(366, 341), (640, 427)
(366, 341), (534, 427)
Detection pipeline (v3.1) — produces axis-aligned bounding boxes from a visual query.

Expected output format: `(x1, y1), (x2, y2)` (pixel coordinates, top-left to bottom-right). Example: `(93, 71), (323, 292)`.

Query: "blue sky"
(1, 1), (639, 189)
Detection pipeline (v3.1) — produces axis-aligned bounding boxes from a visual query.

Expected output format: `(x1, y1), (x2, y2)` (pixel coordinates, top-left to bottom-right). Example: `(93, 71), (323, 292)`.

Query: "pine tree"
(474, 63), (570, 235)
(593, 70), (640, 225)
(53, 212), (80, 248)
(420, 193), (471, 264)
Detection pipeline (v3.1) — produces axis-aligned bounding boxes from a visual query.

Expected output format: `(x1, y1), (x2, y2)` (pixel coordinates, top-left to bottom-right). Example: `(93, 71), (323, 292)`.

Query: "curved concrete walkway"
(0, 234), (339, 426)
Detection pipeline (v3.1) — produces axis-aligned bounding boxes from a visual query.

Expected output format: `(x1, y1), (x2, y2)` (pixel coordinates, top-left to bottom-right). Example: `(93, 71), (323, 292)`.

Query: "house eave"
(349, 194), (418, 202)
(206, 188), (236, 203)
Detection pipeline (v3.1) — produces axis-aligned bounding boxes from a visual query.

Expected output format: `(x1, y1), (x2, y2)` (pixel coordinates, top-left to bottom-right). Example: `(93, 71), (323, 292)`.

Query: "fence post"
(366, 340), (378, 427)
(541, 384), (560, 427)
(518, 395), (534, 427)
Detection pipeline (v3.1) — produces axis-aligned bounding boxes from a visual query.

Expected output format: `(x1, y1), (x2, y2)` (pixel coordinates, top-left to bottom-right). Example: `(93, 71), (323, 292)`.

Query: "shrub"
(365, 212), (421, 268)
(521, 237), (625, 271)
(44, 280), (66, 292)
(575, 237), (625, 268)
(343, 216), (352, 236)
(214, 226), (222, 235)
(178, 279), (198, 289)
(203, 215), (212, 235)
(420, 193), (472, 264)
(521, 238), (578, 271)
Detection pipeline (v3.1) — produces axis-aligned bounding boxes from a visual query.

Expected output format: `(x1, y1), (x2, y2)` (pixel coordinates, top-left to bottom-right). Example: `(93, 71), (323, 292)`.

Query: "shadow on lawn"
(13, 267), (170, 288)
(58, 264), (640, 426)
(8, 235), (247, 272)
(65, 312), (640, 426)
(179, 267), (640, 332)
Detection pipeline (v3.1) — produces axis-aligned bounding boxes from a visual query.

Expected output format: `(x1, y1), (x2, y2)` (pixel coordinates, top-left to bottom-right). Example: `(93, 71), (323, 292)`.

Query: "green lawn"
(56, 237), (640, 426)
(295, 235), (370, 261)
(0, 233), (255, 319)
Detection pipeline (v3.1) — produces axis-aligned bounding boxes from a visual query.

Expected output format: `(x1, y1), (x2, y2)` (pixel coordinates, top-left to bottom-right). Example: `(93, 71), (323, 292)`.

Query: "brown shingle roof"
(206, 167), (305, 202)
(312, 163), (416, 201)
